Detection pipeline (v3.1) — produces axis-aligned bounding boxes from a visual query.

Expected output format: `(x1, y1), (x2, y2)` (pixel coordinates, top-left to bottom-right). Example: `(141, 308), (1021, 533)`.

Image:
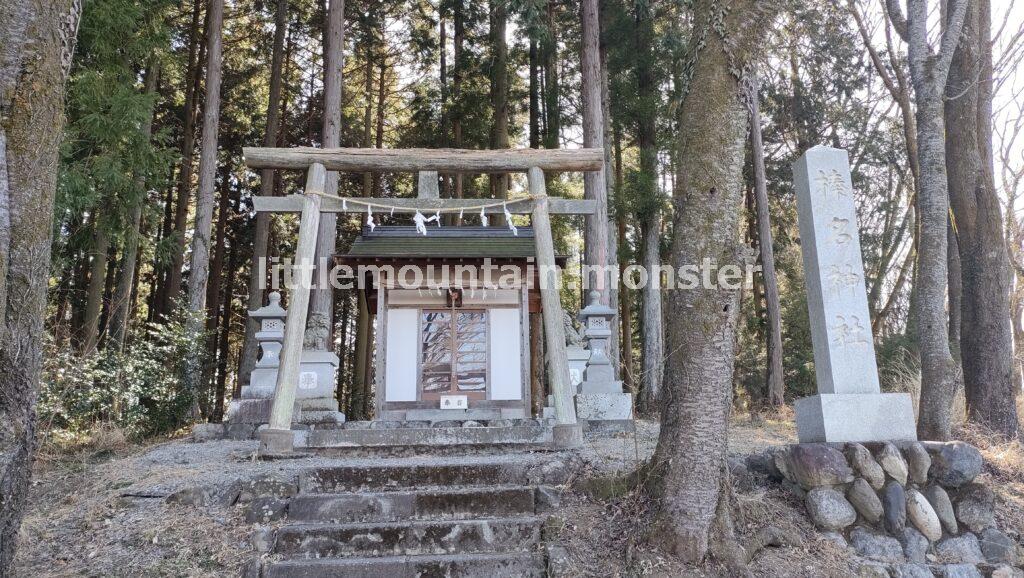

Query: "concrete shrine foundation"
(795, 393), (918, 443)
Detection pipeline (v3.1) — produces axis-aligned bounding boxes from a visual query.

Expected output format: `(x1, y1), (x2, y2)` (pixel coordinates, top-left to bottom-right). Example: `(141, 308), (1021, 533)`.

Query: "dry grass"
(954, 410), (1024, 535)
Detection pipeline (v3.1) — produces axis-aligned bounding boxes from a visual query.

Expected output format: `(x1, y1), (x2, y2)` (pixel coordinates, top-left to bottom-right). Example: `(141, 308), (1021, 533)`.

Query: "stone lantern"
(575, 290), (633, 424)
(243, 291), (287, 399)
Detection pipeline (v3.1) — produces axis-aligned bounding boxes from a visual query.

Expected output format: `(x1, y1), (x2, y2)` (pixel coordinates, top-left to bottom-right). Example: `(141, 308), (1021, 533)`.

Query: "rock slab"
(850, 526), (906, 563)
(925, 442), (982, 488)
(878, 443), (909, 485)
(883, 481), (908, 535)
(848, 443), (886, 490)
(847, 477), (884, 523)
(925, 484), (958, 535)
(955, 483), (995, 533)
(936, 533), (985, 564)
(906, 489), (942, 542)
(788, 444), (855, 489)
(806, 487), (857, 531)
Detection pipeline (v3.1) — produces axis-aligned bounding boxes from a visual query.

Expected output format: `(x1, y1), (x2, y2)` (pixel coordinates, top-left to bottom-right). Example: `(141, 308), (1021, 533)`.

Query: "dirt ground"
(14, 415), (1024, 577)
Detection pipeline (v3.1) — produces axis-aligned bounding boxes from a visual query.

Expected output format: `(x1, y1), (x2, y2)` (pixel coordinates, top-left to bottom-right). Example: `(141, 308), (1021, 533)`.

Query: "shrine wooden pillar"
(259, 163), (326, 453)
(528, 167), (583, 448)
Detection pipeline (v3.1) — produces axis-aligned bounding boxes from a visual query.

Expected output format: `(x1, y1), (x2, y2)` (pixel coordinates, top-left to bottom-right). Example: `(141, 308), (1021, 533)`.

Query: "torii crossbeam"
(244, 147), (603, 453)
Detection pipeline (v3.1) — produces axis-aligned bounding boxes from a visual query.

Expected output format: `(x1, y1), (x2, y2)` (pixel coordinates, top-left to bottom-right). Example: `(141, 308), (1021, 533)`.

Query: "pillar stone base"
(795, 393), (917, 443)
(551, 423), (584, 449)
(575, 392), (633, 421)
(258, 428), (296, 454)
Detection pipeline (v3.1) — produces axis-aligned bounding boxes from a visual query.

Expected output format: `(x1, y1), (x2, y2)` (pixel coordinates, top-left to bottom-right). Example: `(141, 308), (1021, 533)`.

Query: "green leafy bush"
(40, 308), (206, 438)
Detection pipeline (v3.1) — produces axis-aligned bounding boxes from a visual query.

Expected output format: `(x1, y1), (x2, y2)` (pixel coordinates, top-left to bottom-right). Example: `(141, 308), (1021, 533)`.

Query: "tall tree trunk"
(600, 5), (619, 378)
(239, 0), (289, 386)
(530, 312), (545, 416)
(640, 219), (663, 412)
(452, 0), (464, 207)
(214, 233), (237, 422)
(201, 176), (231, 417)
(887, 0), (968, 441)
(580, 0), (610, 301)
(372, 53), (386, 196)
(634, 0), (661, 413)
(746, 74), (784, 407)
(944, 0), (1018, 438)
(542, 0), (559, 150)
(150, 178), (175, 321)
(110, 62), (160, 349)
(81, 224), (110, 354)
(361, 38), (373, 197)
(163, 0), (208, 317)
(182, 0), (226, 413)
(529, 38), (540, 150)
(647, 0), (767, 565)
(615, 128), (635, 391)
(308, 0), (345, 348)
(489, 0), (509, 201)
(352, 291), (370, 419)
(0, 0), (81, 570)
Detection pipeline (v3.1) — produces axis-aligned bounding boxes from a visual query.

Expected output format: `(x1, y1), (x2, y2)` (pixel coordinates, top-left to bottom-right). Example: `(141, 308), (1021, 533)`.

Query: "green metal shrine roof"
(340, 226), (549, 260)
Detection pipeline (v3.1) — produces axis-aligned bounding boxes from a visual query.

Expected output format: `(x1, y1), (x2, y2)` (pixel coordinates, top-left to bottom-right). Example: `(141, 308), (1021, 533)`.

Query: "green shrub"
(39, 307), (206, 438)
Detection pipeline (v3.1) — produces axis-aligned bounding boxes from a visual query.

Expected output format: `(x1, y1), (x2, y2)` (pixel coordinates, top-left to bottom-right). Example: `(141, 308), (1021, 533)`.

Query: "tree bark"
(530, 311), (544, 416)
(110, 61), (160, 349)
(746, 74), (784, 407)
(239, 0), (289, 386)
(452, 0), (465, 207)
(488, 0), (509, 201)
(81, 224), (110, 354)
(542, 0), (559, 150)
(201, 175), (231, 417)
(308, 0), (345, 348)
(615, 128), (634, 391)
(647, 0), (767, 564)
(182, 0), (226, 410)
(372, 54), (386, 196)
(580, 0), (610, 301)
(529, 39), (540, 150)
(944, 0), (1018, 438)
(214, 230), (237, 422)
(0, 0), (81, 570)
(633, 0), (662, 413)
(887, 0), (968, 441)
(163, 0), (208, 317)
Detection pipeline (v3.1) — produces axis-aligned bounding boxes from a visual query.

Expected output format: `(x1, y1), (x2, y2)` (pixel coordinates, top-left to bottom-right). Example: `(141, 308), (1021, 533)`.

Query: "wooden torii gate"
(244, 147), (604, 453)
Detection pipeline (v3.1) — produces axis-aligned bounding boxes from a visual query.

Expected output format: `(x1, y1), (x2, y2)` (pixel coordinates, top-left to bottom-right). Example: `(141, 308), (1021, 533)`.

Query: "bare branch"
(886, 0), (910, 42)
(935, 0), (969, 81)
(851, 0), (900, 100)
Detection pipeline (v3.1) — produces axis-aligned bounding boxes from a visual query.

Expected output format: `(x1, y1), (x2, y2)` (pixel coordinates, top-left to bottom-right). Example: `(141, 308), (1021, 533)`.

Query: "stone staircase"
(251, 448), (573, 577)
(303, 418), (555, 456)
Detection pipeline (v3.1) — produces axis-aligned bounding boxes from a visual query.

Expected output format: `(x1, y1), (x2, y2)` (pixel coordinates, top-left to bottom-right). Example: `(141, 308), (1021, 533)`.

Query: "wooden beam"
(243, 147), (604, 173)
(253, 195), (598, 215)
(528, 166), (581, 446)
(263, 163), (326, 446)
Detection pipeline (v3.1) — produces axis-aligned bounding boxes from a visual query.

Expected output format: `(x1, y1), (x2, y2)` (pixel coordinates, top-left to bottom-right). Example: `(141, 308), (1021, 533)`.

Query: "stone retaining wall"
(753, 441), (1022, 577)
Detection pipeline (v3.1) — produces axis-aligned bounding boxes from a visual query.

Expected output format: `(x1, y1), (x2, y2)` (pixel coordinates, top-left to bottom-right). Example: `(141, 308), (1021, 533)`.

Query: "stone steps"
(305, 424), (552, 450)
(262, 552), (545, 578)
(272, 516), (544, 559)
(247, 449), (571, 577)
(287, 486), (538, 523)
(299, 456), (571, 493)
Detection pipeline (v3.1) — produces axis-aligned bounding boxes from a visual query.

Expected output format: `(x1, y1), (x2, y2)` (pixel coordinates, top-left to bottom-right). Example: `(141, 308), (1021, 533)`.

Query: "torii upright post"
(528, 167), (583, 447)
(258, 163), (326, 454)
